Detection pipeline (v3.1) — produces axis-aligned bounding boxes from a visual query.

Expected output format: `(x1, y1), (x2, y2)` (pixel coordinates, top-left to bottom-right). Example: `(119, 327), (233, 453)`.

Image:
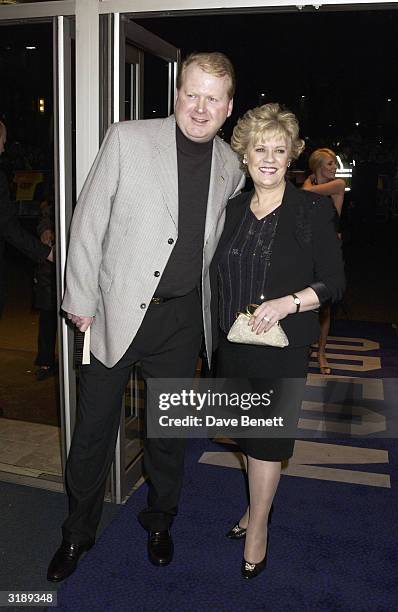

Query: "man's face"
(175, 63), (233, 143)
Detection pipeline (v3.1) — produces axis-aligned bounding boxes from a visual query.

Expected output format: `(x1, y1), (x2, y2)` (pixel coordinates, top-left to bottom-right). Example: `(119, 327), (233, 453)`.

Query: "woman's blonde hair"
(231, 103), (305, 174)
(308, 148), (337, 173)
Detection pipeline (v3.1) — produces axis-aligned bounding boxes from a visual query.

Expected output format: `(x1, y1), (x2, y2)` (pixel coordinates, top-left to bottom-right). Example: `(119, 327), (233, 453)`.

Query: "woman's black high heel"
(226, 505), (273, 540)
(241, 555), (267, 579)
(225, 522), (247, 539)
(241, 537), (268, 579)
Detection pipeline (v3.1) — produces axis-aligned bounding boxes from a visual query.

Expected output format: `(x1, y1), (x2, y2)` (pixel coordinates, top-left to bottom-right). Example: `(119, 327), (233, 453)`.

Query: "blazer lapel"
(154, 115), (178, 229)
(204, 138), (230, 242)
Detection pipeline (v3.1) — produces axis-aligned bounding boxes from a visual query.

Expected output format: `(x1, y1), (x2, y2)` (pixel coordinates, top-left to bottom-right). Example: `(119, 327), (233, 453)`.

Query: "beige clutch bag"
(227, 305), (289, 348)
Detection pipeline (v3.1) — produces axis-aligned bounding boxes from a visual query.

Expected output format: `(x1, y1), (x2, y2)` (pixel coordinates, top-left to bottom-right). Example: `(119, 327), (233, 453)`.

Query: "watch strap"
(292, 293), (301, 313)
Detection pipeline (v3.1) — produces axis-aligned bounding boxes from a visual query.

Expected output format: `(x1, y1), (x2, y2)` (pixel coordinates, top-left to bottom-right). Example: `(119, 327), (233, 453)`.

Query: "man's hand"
(40, 229), (54, 246)
(67, 313), (94, 332)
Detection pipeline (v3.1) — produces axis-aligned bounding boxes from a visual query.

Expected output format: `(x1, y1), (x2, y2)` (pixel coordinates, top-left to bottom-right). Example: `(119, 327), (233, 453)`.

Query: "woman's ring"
(262, 315), (270, 322)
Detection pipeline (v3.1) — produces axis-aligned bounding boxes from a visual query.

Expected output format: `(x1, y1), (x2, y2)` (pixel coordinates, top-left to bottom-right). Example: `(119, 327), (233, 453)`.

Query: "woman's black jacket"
(209, 180), (346, 351)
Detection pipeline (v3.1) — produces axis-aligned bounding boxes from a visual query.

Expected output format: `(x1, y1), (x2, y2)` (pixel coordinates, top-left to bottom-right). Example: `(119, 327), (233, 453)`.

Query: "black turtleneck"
(155, 124), (213, 297)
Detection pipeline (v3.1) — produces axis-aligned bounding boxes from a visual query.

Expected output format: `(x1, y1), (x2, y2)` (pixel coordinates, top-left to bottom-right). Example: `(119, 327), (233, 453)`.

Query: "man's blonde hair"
(177, 52), (236, 99)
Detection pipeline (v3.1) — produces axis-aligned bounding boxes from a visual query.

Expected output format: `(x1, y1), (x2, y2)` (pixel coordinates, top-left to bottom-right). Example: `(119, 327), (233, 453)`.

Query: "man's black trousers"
(62, 290), (202, 545)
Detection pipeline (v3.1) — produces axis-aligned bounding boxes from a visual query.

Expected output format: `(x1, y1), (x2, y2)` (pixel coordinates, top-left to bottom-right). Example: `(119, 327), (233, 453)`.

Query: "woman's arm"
(250, 196), (345, 334)
(303, 178), (346, 216)
(249, 288), (320, 334)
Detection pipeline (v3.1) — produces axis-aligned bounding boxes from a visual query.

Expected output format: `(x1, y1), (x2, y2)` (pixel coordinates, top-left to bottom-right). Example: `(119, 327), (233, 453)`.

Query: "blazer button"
(168, 238), (174, 244)
(154, 271), (160, 277)
(140, 303), (146, 309)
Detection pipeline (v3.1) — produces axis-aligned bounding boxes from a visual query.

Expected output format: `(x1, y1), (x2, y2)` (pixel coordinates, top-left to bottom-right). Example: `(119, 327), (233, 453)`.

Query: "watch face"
(294, 297), (300, 304)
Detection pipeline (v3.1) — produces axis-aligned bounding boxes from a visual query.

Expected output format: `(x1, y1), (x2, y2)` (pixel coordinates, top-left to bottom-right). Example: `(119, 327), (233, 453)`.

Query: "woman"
(210, 104), (345, 579)
(302, 148), (345, 374)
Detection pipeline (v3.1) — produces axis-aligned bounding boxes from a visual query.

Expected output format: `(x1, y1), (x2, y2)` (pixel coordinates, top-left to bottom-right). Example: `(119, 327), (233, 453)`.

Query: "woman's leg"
(244, 456), (281, 563)
(318, 304), (331, 374)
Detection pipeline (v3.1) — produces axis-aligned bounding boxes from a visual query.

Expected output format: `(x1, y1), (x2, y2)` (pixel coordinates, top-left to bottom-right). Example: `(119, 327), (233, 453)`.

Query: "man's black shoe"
(148, 530), (174, 566)
(47, 540), (93, 582)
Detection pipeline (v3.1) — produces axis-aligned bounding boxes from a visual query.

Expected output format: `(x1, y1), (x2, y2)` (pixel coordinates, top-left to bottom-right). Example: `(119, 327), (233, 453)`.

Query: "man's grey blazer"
(62, 115), (244, 367)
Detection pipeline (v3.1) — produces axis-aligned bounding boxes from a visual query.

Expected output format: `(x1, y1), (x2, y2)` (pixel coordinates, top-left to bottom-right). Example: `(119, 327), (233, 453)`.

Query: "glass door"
(115, 17), (179, 122)
(0, 11), (74, 492)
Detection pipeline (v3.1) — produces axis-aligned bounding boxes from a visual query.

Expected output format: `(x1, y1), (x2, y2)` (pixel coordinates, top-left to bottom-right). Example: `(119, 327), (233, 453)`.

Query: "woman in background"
(302, 148), (345, 374)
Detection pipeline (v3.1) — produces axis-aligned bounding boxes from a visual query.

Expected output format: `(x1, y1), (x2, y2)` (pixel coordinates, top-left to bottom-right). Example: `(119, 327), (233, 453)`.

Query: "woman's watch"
(291, 293), (301, 313)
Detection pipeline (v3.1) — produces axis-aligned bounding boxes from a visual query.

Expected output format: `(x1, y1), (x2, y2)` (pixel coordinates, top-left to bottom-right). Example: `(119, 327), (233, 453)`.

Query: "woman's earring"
(243, 157), (247, 165)
(287, 160), (291, 167)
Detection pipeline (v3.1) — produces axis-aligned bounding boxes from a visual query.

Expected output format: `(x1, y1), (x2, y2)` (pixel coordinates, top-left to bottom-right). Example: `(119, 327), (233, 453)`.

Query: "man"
(47, 52), (244, 582)
(0, 121), (53, 314)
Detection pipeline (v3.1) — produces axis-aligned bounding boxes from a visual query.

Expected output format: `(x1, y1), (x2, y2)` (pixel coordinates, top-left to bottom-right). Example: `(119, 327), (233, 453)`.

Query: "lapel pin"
(220, 176), (225, 182)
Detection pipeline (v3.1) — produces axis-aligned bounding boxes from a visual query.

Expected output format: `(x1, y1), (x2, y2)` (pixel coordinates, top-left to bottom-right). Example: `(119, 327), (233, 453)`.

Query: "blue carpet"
(54, 322), (398, 612)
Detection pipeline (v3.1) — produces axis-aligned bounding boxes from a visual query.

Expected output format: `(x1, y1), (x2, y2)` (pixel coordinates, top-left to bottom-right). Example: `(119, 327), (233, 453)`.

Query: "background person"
(210, 104), (345, 579)
(47, 52), (245, 583)
(302, 148), (345, 374)
(0, 120), (53, 315)
(33, 201), (57, 380)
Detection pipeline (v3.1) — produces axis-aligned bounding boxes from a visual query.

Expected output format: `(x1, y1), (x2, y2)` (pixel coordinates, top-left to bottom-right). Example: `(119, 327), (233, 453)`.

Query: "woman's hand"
(249, 297), (293, 334)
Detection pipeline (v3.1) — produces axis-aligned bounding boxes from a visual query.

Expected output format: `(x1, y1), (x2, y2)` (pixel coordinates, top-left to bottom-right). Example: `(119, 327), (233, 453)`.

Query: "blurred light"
(336, 155), (353, 182)
(328, 124), (332, 127)
(260, 93), (265, 97)
(379, 140), (383, 144)
(38, 98), (45, 114)
(355, 122), (360, 126)
(301, 95), (306, 99)
(152, 110), (156, 114)
(387, 98), (392, 102)
(26, 46), (37, 50)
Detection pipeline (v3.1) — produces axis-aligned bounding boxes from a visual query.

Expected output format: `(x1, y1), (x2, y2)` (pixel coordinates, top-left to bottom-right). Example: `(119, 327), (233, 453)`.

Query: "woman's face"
(318, 154), (337, 181)
(245, 133), (290, 191)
